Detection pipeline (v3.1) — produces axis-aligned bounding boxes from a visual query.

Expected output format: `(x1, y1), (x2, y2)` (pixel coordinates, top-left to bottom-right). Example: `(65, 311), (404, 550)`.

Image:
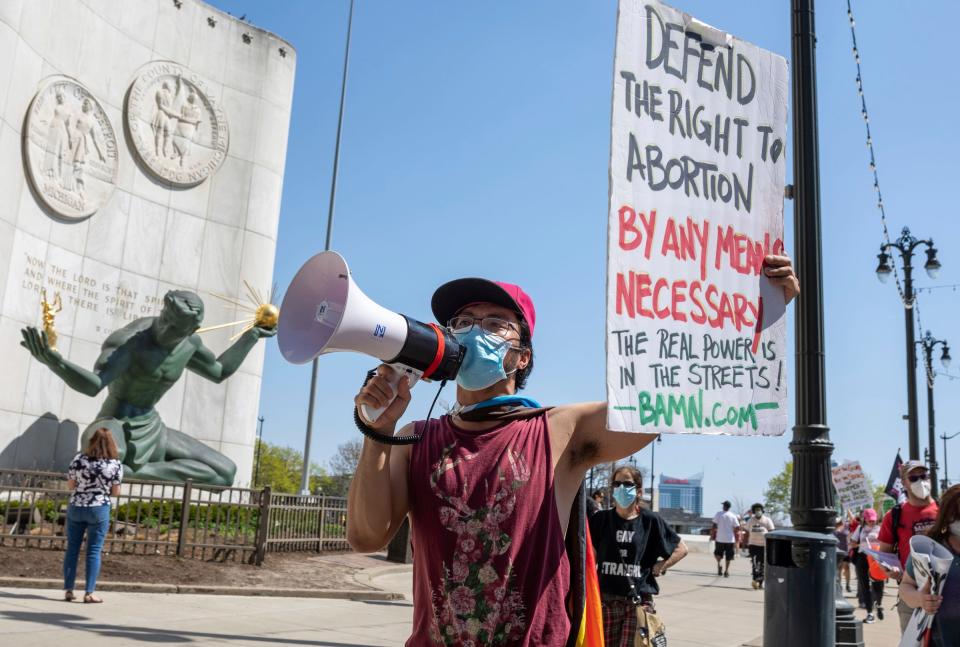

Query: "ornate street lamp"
(917, 330), (950, 499)
(942, 430), (960, 491)
(876, 228), (941, 460)
(917, 334), (950, 499)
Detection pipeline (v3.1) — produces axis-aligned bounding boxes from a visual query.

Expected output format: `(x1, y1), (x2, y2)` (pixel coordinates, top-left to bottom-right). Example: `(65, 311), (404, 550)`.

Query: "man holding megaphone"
(342, 257), (799, 646)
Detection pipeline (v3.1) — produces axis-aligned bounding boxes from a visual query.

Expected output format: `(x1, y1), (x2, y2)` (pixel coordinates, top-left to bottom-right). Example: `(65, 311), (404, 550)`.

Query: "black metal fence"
(0, 469), (350, 564)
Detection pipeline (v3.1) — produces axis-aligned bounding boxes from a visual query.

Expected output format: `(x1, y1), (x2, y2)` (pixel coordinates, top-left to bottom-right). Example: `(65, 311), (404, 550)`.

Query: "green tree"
(309, 470), (346, 497)
(251, 440), (324, 494)
(874, 482), (894, 515)
(763, 460), (793, 522)
(250, 439), (365, 497)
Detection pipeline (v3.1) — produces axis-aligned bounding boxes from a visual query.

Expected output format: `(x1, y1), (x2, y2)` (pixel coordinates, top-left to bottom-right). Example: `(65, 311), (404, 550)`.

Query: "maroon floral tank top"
(406, 413), (570, 646)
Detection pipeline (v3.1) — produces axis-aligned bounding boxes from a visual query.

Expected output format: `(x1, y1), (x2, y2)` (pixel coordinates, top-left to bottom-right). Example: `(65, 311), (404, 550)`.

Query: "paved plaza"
(0, 552), (901, 646)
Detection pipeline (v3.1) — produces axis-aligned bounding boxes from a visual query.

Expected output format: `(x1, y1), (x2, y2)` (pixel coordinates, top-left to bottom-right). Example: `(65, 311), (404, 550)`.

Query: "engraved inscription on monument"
(23, 76), (119, 219)
(126, 61), (229, 187)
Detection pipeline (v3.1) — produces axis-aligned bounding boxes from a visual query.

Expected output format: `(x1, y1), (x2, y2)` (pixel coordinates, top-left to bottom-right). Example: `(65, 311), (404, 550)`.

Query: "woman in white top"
(742, 503), (775, 589)
(63, 427), (123, 603)
(849, 507), (883, 623)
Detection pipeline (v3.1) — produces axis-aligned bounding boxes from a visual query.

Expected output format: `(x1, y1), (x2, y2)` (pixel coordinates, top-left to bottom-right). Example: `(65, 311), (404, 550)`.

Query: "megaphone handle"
(359, 363), (422, 424)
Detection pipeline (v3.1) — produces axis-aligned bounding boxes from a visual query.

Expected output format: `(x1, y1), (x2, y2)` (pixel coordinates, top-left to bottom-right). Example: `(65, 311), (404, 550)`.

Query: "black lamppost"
(771, 2), (854, 646)
(942, 430), (960, 491)
(917, 331), (951, 498)
(649, 434), (661, 499)
(875, 227), (941, 460)
(789, 0), (835, 535)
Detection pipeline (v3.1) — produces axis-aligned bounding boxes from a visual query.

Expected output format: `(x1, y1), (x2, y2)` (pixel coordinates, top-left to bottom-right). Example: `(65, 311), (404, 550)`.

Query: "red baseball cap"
(432, 279), (536, 338)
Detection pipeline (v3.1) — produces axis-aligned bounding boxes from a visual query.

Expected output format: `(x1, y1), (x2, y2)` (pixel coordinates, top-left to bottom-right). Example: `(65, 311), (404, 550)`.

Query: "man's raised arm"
(551, 401), (658, 469)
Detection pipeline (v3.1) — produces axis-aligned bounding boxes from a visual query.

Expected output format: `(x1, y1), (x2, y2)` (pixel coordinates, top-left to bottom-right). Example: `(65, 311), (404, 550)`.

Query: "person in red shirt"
(878, 459), (939, 632)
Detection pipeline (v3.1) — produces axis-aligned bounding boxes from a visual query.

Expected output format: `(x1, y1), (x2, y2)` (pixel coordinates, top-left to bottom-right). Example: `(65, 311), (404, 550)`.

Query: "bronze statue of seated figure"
(21, 290), (273, 486)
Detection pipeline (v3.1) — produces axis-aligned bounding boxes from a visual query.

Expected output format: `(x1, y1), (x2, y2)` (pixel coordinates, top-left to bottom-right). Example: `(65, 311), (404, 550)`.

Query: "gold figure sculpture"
(39, 289), (63, 350)
(196, 280), (279, 340)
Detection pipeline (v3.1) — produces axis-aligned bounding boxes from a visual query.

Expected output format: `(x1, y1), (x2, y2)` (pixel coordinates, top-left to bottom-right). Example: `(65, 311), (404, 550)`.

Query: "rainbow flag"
(576, 522), (604, 647)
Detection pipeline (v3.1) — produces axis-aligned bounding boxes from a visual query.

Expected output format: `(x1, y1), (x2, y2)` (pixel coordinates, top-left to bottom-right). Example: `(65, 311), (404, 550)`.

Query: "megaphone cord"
(423, 378), (446, 426)
(353, 371), (447, 445)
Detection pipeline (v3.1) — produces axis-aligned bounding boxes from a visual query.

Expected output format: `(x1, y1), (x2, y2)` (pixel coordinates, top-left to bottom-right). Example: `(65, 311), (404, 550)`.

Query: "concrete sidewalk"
(654, 552), (900, 647)
(0, 588), (414, 646)
(0, 551), (902, 646)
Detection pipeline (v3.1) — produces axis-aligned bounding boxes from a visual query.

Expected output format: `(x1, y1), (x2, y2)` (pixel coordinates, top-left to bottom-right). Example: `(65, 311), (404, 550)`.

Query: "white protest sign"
(606, 0), (789, 435)
(831, 461), (874, 511)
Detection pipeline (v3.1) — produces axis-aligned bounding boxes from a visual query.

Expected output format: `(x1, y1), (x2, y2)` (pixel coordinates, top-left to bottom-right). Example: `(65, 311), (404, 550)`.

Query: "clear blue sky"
(210, 0), (960, 514)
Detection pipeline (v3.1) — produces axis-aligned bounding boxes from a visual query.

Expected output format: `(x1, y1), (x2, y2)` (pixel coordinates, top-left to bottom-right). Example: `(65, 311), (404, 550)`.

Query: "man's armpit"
(566, 438), (600, 469)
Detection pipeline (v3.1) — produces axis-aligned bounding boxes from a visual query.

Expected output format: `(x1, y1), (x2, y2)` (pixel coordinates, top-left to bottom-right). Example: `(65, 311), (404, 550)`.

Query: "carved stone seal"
(23, 76), (119, 219)
(125, 61), (229, 187)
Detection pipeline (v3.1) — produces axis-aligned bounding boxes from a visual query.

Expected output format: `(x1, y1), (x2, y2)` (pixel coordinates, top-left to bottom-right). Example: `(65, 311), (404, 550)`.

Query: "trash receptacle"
(764, 529), (837, 647)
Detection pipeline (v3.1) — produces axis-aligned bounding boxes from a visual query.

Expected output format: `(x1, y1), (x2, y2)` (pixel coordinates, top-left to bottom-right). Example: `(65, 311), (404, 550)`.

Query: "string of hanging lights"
(846, 0), (908, 305)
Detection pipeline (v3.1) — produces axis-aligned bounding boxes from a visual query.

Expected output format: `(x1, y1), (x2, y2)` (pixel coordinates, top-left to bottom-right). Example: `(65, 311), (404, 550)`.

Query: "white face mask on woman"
(950, 520), (960, 538)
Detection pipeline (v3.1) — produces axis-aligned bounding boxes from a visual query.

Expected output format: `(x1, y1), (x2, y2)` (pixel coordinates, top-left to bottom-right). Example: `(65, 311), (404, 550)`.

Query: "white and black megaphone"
(278, 251), (464, 429)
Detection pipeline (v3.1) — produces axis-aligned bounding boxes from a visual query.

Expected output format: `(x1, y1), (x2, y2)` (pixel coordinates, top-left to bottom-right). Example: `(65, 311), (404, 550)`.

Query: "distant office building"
(658, 473), (704, 517)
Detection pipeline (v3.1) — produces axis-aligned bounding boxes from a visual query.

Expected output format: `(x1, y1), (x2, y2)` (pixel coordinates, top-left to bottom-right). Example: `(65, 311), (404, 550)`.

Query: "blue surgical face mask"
(612, 484), (637, 508)
(453, 327), (517, 391)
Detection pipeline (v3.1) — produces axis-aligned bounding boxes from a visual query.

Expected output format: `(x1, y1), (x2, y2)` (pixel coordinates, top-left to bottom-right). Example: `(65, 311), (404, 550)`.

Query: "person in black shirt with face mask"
(589, 465), (689, 646)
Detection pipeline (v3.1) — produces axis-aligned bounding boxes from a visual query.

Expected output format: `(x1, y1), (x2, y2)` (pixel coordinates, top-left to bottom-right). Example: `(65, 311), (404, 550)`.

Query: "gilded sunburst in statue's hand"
(254, 303), (279, 329)
(197, 280), (279, 341)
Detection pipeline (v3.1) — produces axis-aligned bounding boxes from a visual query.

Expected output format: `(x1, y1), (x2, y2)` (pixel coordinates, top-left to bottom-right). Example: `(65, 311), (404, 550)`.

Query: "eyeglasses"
(613, 481), (636, 488)
(448, 315), (520, 338)
(907, 473), (930, 483)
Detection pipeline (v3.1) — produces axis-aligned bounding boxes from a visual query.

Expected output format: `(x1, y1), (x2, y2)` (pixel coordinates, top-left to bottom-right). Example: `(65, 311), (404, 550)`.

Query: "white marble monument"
(0, 0), (296, 486)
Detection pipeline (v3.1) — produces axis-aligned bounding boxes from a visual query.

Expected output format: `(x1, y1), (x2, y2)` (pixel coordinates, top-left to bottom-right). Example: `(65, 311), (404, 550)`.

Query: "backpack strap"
(890, 504), (902, 555)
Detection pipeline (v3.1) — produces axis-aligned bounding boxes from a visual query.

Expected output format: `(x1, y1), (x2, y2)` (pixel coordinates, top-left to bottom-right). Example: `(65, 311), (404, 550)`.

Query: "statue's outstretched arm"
(187, 326), (275, 384)
(20, 326), (128, 397)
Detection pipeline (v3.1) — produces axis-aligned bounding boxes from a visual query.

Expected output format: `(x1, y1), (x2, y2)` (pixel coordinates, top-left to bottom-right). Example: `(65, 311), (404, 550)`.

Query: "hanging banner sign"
(832, 461), (875, 511)
(606, 0), (789, 436)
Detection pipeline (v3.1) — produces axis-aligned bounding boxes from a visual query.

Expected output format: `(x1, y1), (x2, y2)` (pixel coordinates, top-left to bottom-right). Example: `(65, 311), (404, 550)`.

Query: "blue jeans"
(63, 504), (111, 594)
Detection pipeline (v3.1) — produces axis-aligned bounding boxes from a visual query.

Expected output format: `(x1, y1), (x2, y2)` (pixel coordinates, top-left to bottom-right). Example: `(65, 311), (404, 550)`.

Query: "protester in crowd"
(63, 427), (123, 603)
(835, 518), (852, 593)
(850, 508), (884, 623)
(711, 500), (741, 578)
(589, 465), (688, 646)
(848, 509), (864, 603)
(742, 503), (775, 589)
(587, 489), (605, 516)
(848, 509), (861, 535)
(348, 259), (798, 645)
(738, 509), (752, 558)
(899, 483), (960, 647)
(879, 460), (940, 631)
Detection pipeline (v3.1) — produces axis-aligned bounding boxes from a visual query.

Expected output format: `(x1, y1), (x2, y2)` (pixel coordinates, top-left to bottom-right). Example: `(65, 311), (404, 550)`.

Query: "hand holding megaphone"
(278, 251), (464, 438)
(354, 364), (415, 431)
